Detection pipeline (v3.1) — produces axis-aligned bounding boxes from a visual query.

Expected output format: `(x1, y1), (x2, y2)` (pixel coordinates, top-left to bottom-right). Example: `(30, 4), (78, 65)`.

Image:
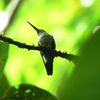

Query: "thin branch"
(0, 35), (78, 63)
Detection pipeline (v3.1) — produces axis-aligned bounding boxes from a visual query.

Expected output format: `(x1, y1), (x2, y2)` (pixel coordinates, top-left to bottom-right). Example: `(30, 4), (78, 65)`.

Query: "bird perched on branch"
(27, 21), (56, 75)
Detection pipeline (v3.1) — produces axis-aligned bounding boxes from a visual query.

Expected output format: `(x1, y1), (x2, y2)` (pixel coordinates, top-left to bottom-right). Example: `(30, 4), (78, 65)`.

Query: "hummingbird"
(27, 21), (56, 75)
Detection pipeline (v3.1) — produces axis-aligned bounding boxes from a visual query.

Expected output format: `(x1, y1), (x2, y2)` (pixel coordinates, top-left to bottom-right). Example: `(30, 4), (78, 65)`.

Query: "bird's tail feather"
(40, 52), (53, 75)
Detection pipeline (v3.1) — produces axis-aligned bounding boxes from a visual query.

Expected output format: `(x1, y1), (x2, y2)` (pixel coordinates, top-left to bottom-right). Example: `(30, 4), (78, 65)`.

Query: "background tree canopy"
(0, 0), (100, 99)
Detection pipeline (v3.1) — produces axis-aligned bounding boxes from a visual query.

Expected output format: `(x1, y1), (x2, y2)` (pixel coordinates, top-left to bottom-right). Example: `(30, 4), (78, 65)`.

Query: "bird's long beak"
(27, 21), (40, 33)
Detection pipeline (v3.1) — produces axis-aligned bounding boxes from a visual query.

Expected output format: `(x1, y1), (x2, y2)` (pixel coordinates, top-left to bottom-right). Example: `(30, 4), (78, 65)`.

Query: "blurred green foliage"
(59, 26), (100, 100)
(0, 0), (100, 99)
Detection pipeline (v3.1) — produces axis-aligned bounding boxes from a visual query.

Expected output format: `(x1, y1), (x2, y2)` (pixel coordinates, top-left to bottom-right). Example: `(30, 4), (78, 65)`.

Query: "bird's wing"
(40, 52), (53, 75)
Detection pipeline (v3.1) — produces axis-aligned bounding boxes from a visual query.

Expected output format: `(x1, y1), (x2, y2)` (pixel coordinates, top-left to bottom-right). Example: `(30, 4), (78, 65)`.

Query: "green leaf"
(0, 42), (9, 96)
(58, 27), (100, 100)
(1, 84), (57, 100)
(0, 41), (9, 77)
(0, 74), (9, 97)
